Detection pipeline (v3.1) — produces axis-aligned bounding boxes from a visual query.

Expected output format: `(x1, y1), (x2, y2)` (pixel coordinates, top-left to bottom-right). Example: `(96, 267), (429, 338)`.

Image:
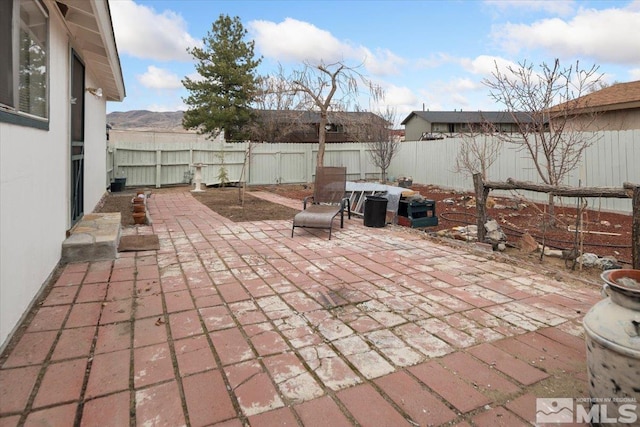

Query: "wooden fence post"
(473, 173), (489, 242)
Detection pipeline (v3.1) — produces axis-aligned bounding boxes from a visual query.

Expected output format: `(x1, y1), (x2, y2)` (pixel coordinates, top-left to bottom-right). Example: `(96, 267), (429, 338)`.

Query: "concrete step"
(61, 213), (121, 263)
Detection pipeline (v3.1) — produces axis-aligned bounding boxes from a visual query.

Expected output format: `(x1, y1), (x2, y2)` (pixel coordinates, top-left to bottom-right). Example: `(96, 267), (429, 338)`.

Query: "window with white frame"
(0, 0), (49, 125)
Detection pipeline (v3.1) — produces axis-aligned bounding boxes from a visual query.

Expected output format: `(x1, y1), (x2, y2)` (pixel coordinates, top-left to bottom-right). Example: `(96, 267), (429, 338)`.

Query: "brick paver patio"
(0, 189), (601, 426)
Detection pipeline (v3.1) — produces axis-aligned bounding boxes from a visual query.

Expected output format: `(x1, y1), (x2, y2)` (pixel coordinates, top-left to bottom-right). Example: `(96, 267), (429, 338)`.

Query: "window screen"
(0, 0), (48, 121)
(0, 0), (14, 107)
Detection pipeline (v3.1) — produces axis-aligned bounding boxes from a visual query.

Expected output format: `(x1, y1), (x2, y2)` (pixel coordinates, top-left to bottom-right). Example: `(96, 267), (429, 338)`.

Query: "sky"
(106, 0), (640, 123)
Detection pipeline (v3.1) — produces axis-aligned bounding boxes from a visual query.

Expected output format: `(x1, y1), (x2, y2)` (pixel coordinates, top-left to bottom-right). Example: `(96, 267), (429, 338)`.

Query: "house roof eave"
(402, 110), (533, 125)
(53, 0), (126, 101)
(549, 80), (640, 114)
(400, 112), (419, 125)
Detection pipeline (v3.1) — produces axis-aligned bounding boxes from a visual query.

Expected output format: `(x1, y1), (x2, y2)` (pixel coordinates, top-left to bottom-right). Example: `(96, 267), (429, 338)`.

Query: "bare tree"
(247, 72), (305, 143)
(587, 80), (620, 94)
(483, 59), (603, 224)
(283, 60), (384, 166)
(454, 120), (503, 180)
(363, 107), (399, 182)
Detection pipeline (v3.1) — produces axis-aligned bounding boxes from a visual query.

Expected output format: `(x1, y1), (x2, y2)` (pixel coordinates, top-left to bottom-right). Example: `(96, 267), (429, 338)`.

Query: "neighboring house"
(245, 110), (390, 143)
(558, 80), (640, 131)
(401, 111), (532, 141)
(0, 0), (125, 348)
(390, 128), (405, 143)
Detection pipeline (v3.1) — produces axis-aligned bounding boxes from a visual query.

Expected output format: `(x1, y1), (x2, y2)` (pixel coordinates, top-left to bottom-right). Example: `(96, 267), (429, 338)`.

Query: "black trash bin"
(110, 177), (126, 192)
(364, 195), (388, 228)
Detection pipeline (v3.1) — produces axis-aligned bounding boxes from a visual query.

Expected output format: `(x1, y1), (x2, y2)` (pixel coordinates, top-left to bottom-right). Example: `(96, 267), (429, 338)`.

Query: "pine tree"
(182, 15), (261, 141)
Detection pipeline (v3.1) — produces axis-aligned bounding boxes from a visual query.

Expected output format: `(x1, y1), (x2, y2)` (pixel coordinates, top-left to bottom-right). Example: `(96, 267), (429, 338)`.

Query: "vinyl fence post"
(156, 150), (162, 188)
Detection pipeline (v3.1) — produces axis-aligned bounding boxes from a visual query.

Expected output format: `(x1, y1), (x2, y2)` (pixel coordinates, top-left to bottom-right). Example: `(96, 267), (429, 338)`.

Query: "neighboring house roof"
(248, 110), (389, 143)
(55, 0), (126, 101)
(555, 80), (640, 113)
(401, 111), (531, 125)
(256, 110), (388, 125)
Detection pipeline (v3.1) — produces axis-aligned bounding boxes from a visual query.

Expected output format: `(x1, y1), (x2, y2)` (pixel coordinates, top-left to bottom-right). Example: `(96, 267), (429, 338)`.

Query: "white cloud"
(629, 68), (640, 80)
(424, 83), (475, 111)
(249, 18), (345, 63)
(485, 0), (576, 16)
(491, 6), (640, 64)
(109, 0), (199, 61)
(383, 85), (418, 106)
(184, 71), (205, 83)
(360, 48), (405, 76)
(446, 78), (483, 92)
(248, 18), (404, 76)
(450, 93), (471, 108)
(137, 66), (183, 89)
(461, 55), (519, 76)
(414, 53), (458, 70)
(145, 103), (186, 112)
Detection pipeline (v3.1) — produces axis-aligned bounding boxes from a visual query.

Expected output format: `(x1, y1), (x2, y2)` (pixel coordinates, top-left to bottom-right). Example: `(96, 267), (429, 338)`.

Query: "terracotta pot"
(132, 212), (146, 224)
(133, 204), (146, 213)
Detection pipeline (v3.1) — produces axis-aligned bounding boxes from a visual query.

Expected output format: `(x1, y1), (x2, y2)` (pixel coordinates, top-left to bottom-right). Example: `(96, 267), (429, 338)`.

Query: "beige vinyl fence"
(107, 129), (640, 213)
(107, 130), (381, 187)
(389, 129), (640, 214)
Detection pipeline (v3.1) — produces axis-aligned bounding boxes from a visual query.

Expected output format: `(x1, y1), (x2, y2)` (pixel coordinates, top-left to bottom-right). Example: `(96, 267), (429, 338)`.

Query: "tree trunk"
(547, 193), (556, 227)
(317, 113), (327, 167)
(473, 173), (489, 242)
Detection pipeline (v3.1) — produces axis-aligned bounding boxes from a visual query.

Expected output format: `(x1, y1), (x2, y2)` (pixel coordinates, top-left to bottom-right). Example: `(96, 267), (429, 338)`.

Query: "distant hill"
(107, 110), (188, 132)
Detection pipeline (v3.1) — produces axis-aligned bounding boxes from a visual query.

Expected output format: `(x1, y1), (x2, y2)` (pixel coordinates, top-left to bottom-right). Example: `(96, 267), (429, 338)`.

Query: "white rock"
(576, 253), (599, 267)
(485, 219), (500, 232)
(543, 248), (564, 258)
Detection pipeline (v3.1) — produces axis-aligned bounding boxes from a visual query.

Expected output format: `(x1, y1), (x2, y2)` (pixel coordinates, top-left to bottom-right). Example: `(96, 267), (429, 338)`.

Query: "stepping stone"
(61, 213), (121, 263)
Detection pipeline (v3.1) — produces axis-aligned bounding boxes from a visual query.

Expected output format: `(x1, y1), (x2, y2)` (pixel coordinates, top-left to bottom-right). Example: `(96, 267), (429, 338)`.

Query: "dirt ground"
(192, 187), (301, 221)
(406, 184), (633, 261)
(96, 182), (635, 284)
(96, 185), (301, 226)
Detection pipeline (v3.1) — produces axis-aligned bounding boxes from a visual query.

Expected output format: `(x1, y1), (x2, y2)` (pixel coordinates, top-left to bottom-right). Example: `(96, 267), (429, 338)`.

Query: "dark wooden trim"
(0, 110), (49, 130)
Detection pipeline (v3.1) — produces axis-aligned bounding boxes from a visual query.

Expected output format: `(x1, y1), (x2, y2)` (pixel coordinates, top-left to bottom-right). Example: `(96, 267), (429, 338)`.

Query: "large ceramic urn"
(583, 269), (640, 426)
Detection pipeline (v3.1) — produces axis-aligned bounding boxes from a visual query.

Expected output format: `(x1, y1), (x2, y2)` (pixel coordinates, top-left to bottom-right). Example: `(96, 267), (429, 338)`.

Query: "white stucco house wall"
(0, 0), (125, 348)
